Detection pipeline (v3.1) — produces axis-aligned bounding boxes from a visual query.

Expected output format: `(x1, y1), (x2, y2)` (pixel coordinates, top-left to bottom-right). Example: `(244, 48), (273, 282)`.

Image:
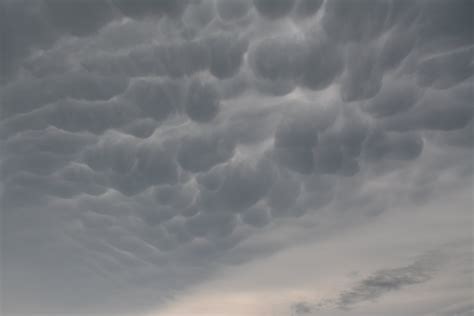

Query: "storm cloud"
(1, 1), (472, 315)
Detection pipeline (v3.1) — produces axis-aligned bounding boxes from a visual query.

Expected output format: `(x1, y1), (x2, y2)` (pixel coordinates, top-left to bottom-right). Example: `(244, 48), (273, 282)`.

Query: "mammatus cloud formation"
(1, 0), (472, 315)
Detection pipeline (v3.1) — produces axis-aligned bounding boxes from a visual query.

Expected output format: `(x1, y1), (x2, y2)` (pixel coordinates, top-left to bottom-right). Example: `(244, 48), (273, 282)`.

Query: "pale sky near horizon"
(152, 184), (472, 316)
(1, 1), (473, 315)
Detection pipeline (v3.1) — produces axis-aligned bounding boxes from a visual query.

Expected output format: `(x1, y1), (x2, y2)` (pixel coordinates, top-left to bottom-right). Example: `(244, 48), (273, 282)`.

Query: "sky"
(0, 0), (473, 315)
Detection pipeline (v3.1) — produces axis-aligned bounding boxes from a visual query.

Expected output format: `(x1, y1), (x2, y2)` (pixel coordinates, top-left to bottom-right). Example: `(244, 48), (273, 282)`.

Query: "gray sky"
(1, 0), (473, 315)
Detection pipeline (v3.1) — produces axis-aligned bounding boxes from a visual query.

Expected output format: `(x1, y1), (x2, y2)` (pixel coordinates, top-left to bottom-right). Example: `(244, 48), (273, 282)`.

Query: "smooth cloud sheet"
(1, 1), (472, 315)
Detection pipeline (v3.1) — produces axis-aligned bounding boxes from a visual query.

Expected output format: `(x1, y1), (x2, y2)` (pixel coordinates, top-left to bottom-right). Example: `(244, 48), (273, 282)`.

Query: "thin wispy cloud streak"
(291, 252), (443, 315)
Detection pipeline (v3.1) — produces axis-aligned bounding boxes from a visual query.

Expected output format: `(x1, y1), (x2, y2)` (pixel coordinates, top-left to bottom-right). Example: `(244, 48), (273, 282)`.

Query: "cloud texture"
(1, 0), (472, 315)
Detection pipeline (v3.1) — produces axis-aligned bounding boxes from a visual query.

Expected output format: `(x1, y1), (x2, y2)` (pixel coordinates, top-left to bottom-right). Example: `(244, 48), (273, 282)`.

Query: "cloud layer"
(1, 0), (472, 315)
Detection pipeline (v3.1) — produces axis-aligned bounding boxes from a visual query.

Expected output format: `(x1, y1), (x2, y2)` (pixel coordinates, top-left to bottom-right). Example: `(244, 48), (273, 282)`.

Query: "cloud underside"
(1, 0), (473, 315)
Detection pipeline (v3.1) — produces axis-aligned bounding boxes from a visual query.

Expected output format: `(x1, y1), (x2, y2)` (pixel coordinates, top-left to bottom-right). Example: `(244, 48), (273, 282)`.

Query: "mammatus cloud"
(1, 0), (473, 315)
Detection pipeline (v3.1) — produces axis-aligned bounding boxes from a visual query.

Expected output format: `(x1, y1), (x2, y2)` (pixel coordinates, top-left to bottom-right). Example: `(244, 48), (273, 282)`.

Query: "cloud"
(436, 302), (474, 316)
(300, 36), (344, 91)
(291, 301), (313, 315)
(209, 156), (276, 211)
(111, 0), (189, 19)
(83, 133), (179, 196)
(293, 0), (323, 19)
(382, 87), (473, 132)
(240, 204), (271, 227)
(1, 72), (129, 118)
(83, 40), (210, 77)
(416, 46), (474, 89)
(335, 254), (438, 309)
(322, 0), (392, 42)
(364, 129), (423, 162)
(287, 253), (442, 315)
(272, 103), (324, 174)
(177, 132), (235, 172)
(340, 43), (384, 102)
(123, 79), (181, 121)
(184, 79), (221, 122)
(250, 36), (306, 82)
(0, 0), (57, 81)
(417, 0), (473, 49)
(1, 0), (473, 315)
(216, 0), (251, 21)
(207, 34), (248, 79)
(43, 0), (115, 36)
(363, 77), (420, 117)
(253, 0), (295, 20)
(1, 0), (119, 81)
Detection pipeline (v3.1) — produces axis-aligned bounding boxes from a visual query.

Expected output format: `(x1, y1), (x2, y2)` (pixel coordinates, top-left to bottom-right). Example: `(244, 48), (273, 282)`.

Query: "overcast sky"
(1, 0), (473, 315)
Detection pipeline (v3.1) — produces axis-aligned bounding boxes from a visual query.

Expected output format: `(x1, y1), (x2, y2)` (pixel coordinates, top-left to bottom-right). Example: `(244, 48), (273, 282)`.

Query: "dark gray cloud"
(1, 72), (129, 118)
(363, 77), (420, 117)
(205, 157), (276, 211)
(1, 0), (473, 315)
(184, 79), (220, 122)
(177, 132), (235, 173)
(250, 36), (306, 82)
(272, 102), (339, 175)
(1, 0), (129, 81)
(207, 34), (248, 79)
(43, 0), (115, 36)
(417, 0), (473, 49)
(82, 40), (211, 77)
(291, 301), (313, 315)
(253, 0), (295, 19)
(300, 37), (344, 91)
(240, 204), (271, 227)
(340, 43), (384, 102)
(322, 0), (392, 42)
(216, 0), (251, 21)
(335, 256), (436, 309)
(416, 46), (474, 90)
(364, 129), (423, 162)
(293, 0), (323, 19)
(382, 87), (473, 132)
(123, 79), (181, 121)
(111, 0), (189, 19)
